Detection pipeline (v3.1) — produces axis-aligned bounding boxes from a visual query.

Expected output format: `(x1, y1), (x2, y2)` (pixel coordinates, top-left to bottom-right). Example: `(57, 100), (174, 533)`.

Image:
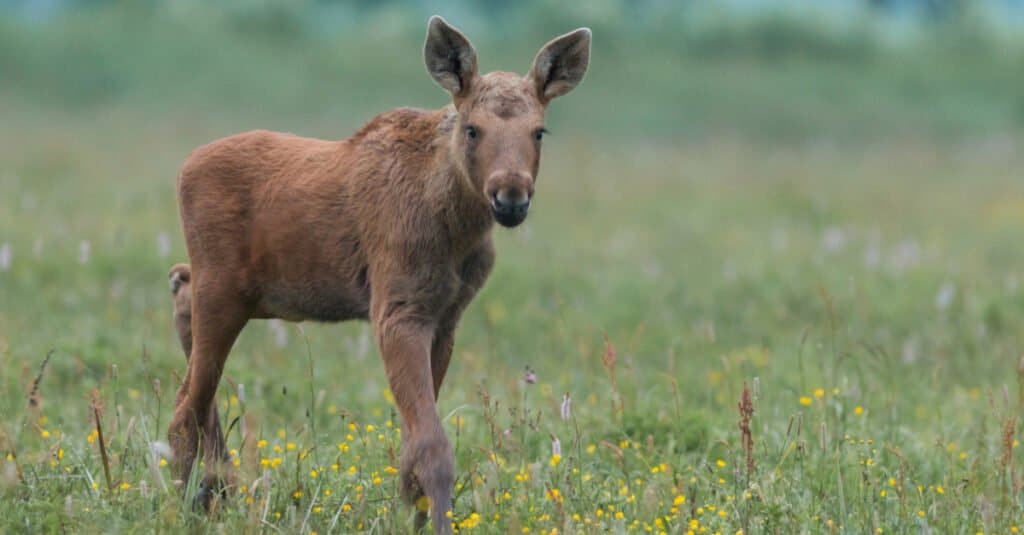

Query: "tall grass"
(2, 3), (1024, 533)
(1, 113), (1023, 530)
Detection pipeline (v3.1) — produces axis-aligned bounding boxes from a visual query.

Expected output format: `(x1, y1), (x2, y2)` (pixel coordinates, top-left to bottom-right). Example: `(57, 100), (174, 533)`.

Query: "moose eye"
(466, 126), (478, 140)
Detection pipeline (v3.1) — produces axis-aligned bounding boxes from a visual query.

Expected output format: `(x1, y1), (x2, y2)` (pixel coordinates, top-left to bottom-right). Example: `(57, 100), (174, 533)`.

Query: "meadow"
(2, 5), (1024, 534)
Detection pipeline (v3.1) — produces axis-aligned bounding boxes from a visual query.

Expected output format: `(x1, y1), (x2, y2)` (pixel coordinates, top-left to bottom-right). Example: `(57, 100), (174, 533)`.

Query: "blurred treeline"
(1, 0), (1023, 142)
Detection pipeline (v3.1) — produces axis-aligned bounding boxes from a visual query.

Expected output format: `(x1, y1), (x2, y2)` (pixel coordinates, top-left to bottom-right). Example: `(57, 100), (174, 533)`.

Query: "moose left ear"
(529, 28), (591, 103)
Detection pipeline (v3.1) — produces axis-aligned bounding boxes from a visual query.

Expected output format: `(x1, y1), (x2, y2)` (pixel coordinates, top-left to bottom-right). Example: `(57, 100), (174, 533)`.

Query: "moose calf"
(167, 16), (590, 533)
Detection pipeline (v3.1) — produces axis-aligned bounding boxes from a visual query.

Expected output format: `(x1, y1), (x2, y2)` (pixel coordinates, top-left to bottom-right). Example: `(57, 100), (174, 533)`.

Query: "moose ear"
(424, 16), (478, 98)
(529, 28), (591, 103)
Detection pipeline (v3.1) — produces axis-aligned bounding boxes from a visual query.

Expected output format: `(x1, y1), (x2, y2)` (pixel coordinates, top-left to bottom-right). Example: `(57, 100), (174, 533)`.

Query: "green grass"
(2, 99), (1024, 533)
(2, 5), (1024, 532)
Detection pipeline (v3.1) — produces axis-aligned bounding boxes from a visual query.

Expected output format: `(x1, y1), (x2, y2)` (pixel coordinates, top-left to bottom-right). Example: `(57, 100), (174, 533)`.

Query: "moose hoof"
(192, 476), (227, 512)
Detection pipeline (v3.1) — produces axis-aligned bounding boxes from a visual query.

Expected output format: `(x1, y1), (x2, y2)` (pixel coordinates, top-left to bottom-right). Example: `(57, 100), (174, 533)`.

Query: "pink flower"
(523, 366), (536, 385)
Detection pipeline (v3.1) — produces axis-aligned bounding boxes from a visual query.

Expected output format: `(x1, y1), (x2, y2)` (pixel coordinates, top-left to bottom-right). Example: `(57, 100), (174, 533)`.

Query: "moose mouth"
(490, 196), (530, 228)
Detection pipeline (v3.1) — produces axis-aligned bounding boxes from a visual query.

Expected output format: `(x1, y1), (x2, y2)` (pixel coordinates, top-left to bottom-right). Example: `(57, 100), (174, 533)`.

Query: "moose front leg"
(430, 317), (457, 400)
(374, 310), (454, 534)
(430, 242), (495, 398)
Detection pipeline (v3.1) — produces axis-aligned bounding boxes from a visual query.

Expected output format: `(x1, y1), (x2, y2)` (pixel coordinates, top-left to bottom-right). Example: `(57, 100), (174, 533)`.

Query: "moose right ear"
(424, 16), (478, 99)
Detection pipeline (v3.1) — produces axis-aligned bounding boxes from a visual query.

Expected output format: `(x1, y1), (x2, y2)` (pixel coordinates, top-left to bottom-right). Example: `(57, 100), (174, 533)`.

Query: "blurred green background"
(2, 0), (1024, 142)
(2, 1), (1024, 532)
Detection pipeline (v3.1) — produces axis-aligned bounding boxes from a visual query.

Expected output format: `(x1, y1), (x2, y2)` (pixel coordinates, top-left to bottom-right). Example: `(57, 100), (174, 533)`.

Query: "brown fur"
(166, 16), (590, 533)
(168, 263), (192, 357)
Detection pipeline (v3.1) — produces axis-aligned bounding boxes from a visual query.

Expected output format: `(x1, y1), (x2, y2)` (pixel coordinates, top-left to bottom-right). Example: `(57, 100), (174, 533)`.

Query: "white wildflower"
(156, 232), (171, 258)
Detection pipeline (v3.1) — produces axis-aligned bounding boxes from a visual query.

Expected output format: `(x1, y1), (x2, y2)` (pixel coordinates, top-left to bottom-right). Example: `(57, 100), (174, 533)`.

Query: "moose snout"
(486, 171), (534, 228)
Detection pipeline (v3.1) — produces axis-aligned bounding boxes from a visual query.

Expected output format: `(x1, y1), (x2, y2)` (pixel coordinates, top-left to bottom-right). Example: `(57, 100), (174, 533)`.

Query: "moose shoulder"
(167, 16), (590, 534)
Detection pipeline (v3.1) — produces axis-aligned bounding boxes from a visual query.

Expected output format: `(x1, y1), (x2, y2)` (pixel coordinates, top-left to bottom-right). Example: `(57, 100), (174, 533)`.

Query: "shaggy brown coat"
(166, 16), (590, 534)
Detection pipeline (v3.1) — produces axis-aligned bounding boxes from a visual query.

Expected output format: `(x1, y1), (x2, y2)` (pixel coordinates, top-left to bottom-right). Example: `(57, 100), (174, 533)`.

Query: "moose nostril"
(496, 190), (529, 208)
(490, 192), (507, 212)
(489, 188), (531, 227)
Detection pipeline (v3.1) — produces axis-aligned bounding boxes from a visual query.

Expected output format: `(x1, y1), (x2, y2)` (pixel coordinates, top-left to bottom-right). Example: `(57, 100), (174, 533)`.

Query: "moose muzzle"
(487, 171), (534, 228)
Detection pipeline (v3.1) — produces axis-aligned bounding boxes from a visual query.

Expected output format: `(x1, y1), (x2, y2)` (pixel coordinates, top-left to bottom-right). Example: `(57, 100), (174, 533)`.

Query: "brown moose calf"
(167, 16), (590, 533)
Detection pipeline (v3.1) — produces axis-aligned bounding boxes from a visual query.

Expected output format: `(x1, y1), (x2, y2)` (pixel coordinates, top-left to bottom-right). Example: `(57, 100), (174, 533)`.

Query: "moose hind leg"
(167, 289), (248, 508)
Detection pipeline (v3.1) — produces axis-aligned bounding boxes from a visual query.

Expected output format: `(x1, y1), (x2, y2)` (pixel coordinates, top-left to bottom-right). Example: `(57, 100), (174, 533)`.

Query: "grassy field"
(2, 103), (1023, 534)
(2, 6), (1024, 534)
